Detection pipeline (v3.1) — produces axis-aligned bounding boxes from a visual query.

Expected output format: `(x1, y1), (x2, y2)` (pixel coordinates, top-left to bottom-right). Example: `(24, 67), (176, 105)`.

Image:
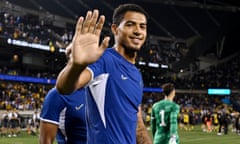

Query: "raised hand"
(71, 10), (110, 66)
(65, 43), (72, 60)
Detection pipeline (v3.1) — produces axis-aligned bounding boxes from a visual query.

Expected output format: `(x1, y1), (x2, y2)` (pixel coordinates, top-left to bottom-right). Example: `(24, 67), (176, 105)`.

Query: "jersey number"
(159, 110), (166, 126)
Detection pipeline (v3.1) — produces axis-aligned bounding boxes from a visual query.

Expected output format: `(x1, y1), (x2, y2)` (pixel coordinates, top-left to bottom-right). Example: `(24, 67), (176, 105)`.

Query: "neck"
(114, 46), (137, 64)
(165, 96), (173, 101)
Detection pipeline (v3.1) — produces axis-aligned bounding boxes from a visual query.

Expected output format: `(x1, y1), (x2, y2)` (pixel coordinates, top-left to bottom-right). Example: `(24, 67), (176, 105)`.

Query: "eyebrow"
(125, 20), (147, 25)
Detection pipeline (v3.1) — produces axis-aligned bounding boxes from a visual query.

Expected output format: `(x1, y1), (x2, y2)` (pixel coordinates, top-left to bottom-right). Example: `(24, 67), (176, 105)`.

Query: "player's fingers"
(88, 10), (99, 33)
(94, 15), (105, 36)
(73, 17), (84, 41)
(65, 43), (72, 59)
(99, 37), (110, 50)
(82, 11), (93, 34)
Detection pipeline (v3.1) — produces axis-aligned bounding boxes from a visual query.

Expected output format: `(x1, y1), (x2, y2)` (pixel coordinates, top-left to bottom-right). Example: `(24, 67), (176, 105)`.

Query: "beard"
(122, 42), (140, 52)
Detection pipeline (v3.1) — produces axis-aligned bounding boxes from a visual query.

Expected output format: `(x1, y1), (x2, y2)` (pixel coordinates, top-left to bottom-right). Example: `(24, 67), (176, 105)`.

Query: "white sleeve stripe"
(39, 117), (59, 125)
(85, 67), (94, 87)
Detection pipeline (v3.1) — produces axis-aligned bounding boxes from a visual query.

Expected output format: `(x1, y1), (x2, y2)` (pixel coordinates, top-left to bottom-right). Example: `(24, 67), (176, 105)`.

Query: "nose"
(133, 26), (141, 35)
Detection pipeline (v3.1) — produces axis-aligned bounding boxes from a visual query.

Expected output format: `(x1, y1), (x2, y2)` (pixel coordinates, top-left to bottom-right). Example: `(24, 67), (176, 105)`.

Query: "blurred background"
(0, 0), (239, 140)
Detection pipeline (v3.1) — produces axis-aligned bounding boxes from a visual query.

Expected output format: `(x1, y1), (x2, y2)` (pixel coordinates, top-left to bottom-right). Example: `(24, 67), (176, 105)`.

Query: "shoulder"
(88, 48), (114, 69)
(46, 87), (62, 97)
(42, 87), (65, 105)
(44, 88), (61, 100)
(102, 48), (124, 61)
(172, 102), (180, 112)
(102, 48), (115, 57)
(72, 88), (85, 95)
(152, 100), (163, 108)
(66, 88), (86, 102)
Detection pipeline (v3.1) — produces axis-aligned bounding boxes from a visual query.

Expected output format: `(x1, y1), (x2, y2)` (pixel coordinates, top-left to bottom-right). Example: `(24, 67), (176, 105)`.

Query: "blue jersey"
(86, 48), (144, 144)
(40, 87), (87, 144)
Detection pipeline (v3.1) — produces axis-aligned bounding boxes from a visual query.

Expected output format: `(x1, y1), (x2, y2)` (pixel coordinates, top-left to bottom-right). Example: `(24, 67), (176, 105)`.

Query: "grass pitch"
(179, 126), (240, 144)
(0, 126), (239, 144)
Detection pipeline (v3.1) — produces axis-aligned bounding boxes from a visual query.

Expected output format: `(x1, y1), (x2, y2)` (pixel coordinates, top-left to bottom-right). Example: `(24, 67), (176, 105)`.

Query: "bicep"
(39, 121), (58, 144)
(77, 68), (92, 89)
(170, 109), (179, 123)
(56, 64), (92, 94)
(171, 106), (180, 121)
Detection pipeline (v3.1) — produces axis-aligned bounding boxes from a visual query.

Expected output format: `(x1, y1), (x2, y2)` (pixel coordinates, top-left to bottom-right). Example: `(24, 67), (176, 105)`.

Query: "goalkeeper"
(150, 83), (180, 144)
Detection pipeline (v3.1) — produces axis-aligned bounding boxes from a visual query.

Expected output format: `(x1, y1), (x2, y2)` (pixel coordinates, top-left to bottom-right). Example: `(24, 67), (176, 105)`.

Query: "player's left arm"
(170, 105), (180, 134)
(169, 105), (180, 143)
(150, 106), (156, 137)
(39, 121), (58, 144)
(136, 106), (153, 144)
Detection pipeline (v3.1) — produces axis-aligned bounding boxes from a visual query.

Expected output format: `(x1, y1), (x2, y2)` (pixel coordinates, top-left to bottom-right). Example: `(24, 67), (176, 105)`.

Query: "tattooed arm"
(136, 106), (153, 144)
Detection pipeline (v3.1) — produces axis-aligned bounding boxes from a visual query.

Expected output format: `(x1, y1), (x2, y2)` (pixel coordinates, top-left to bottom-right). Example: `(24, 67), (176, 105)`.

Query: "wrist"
(169, 135), (177, 144)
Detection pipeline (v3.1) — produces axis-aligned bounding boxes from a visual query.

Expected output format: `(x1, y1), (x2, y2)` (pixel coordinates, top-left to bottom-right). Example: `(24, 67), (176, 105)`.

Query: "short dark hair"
(112, 3), (148, 26)
(161, 83), (175, 96)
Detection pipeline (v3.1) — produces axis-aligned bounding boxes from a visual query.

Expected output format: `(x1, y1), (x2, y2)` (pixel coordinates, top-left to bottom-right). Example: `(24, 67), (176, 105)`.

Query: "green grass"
(179, 126), (240, 144)
(0, 131), (39, 144)
(0, 126), (239, 144)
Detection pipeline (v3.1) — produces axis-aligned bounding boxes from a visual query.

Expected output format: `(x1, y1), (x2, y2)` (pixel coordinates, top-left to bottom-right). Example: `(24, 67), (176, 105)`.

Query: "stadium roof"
(3, 0), (239, 38)
(2, 0), (240, 71)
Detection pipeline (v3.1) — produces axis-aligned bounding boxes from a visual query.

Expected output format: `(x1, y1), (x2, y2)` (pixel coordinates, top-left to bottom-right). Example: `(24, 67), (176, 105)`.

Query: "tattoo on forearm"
(136, 124), (152, 144)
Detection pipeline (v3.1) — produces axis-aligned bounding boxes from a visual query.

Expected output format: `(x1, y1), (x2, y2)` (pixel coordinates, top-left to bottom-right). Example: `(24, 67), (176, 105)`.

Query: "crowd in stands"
(1, 54), (239, 135)
(142, 54), (240, 90)
(189, 55), (240, 90)
(0, 9), (183, 66)
(0, 66), (58, 79)
(0, 10), (73, 49)
(0, 80), (52, 111)
(0, 50), (239, 136)
(0, 8), (240, 137)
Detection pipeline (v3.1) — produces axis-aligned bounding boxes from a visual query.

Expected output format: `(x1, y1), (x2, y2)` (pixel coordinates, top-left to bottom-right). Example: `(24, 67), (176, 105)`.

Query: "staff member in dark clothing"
(217, 109), (229, 135)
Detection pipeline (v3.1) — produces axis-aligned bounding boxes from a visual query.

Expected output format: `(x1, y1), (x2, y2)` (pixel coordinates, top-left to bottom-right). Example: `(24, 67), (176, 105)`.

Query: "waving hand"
(71, 10), (110, 66)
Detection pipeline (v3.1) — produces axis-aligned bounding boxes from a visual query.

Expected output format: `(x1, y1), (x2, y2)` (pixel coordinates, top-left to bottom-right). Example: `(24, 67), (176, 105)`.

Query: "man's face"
(113, 11), (147, 51)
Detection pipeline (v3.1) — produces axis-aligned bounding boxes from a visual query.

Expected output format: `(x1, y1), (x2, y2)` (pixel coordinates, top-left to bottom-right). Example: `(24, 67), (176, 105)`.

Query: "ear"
(111, 24), (117, 35)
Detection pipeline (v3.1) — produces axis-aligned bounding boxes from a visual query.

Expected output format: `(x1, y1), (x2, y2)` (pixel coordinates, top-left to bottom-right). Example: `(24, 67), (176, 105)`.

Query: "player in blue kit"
(39, 87), (86, 144)
(56, 3), (152, 144)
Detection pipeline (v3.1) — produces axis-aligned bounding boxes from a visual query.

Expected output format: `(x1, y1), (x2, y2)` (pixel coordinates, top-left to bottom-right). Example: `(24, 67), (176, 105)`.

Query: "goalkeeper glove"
(169, 135), (177, 144)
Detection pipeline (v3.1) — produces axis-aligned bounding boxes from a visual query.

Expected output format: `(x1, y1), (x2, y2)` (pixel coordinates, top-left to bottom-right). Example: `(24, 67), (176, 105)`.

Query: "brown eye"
(140, 24), (147, 30)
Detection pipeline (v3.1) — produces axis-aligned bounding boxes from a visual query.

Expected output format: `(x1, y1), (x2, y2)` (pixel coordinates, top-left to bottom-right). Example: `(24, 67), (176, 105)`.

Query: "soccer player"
(56, 3), (152, 144)
(39, 87), (86, 144)
(183, 109), (190, 131)
(151, 83), (180, 144)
